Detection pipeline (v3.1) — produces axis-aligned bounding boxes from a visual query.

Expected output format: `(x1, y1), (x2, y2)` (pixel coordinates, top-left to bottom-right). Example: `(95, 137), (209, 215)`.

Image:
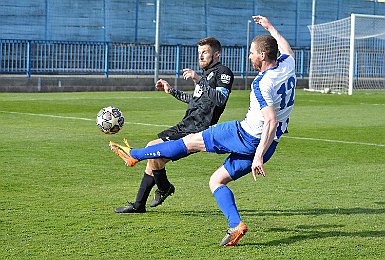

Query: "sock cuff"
(152, 168), (166, 175)
(213, 185), (227, 196)
(142, 172), (156, 186)
(175, 139), (188, 154)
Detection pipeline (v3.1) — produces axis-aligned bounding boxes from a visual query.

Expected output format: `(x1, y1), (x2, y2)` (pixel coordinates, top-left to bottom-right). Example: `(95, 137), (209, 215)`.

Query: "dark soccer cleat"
(114, 202), (146, 213)
(149, 184), (175, 207)
(219, 222), (248, 247)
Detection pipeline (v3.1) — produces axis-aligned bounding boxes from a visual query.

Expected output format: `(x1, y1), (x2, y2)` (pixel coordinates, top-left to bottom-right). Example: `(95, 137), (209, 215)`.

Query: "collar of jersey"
(257, 54), (290, 77)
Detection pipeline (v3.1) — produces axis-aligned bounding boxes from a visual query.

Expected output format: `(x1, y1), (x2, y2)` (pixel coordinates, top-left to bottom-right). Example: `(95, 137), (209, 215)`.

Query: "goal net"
(308, 14), (385, 95)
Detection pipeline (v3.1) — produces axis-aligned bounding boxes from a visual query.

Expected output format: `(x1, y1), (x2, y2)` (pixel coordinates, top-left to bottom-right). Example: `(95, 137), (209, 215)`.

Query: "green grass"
(0, 90), (384, 259)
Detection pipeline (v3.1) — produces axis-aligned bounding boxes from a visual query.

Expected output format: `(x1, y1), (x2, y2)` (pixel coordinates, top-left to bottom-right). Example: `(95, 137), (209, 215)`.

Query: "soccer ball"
(324, 87), (331, 94)
(96, 106), (124, 134)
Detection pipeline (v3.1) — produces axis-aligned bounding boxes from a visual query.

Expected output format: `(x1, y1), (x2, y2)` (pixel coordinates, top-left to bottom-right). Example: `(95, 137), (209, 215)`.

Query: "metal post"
(300, 49), (305, 79)
(309, 0), (316, 90)
(245, 20), (251, 90)
(104, 42), (109, 78)
(26, 40), (31, 78)
(154, 0), (160, 84)
(174, 45), (180, 89)
(312, 0), (316, 27)
(348, 13), (356, 95)
(103, 0), (107, 42)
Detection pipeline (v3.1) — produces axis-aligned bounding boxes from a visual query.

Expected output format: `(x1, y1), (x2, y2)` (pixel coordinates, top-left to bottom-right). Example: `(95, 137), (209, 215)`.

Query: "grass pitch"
(0, 90), (384, 259)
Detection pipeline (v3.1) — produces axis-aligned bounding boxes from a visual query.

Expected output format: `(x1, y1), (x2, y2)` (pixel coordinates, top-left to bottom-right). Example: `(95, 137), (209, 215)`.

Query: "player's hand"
(252, 15), (272, 31)
(155, 80), (164, 90)
(155, 79), (172, 93)
(251, 155), (266, 181)
(183, 68), (201, 83)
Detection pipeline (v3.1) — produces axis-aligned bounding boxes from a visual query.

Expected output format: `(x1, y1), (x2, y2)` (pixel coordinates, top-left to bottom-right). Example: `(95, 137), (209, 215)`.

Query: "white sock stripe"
(1, 110), (383, 147)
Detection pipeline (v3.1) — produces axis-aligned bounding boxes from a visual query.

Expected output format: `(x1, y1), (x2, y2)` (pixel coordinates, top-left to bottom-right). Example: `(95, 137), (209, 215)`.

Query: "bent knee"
(147, 158), (168, 170)
(209, 167), (233, 192)
(146, 139), (163, 147)
(209, 175), (225, 193)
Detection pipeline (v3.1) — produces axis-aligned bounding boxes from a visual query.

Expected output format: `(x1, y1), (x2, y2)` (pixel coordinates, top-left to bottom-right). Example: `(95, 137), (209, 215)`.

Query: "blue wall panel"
(0, 0), (384, 47)
(160, 0), (206, 44)
(106, 0), (137, 42)
(47, 0), (105, 41)
(206, 0), (254, 46)
(0, 0), (46, 40)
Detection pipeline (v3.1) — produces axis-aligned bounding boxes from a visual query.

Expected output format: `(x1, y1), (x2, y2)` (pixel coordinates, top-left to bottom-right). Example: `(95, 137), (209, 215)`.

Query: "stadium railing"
(0, 39), (310, 78)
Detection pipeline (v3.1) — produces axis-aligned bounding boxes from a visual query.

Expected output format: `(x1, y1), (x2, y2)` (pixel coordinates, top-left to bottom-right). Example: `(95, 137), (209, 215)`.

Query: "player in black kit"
(114, 37), (234, 213)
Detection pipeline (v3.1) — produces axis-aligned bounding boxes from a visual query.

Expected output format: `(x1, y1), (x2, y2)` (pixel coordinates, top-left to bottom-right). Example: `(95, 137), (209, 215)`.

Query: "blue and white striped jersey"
(240, 54), (296, 141)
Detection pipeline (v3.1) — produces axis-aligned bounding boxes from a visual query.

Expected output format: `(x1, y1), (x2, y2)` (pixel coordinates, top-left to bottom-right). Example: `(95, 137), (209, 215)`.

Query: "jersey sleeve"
(169, 88), (193, 103)
(199, 65), (234, 107)
(216, 66), (234, 91)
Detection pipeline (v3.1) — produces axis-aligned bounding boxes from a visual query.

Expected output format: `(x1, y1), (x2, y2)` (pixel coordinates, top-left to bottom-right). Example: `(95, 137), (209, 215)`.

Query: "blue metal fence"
(0, 39), (310, 78)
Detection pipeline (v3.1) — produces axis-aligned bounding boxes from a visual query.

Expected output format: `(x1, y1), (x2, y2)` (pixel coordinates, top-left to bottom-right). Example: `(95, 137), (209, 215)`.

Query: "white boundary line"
(0, 110), (93, 121)
(1, 110), (384, 147)
(282, 136), (384, 147)
(0, 110), (172, 128)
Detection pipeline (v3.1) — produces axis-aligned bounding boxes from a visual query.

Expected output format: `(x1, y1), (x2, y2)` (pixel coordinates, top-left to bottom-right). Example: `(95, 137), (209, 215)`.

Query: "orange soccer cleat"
(219, 222), (248, 247)
(109, 139), (139, 167)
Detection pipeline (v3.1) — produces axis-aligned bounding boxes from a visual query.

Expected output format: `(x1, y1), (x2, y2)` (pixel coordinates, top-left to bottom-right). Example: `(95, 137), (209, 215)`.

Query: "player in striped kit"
(109, 15), (296, 247)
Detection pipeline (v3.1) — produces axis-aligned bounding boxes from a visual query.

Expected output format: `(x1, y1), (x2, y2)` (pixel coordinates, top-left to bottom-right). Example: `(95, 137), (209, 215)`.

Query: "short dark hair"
(252, 35), (278, 61)
(197, 37), (221, 54)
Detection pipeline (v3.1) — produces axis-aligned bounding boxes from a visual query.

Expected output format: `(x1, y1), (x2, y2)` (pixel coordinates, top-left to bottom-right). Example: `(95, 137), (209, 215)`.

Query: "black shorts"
(157, 125), (193, 142)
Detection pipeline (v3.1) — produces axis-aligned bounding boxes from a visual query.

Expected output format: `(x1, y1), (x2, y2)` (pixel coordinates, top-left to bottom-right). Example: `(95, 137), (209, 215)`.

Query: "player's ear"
(214, 50), (221, 60)
(261, 51), (266, 60)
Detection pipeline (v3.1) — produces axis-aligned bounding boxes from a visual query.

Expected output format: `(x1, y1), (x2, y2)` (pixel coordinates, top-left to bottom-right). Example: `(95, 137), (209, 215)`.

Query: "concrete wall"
(0, 75), (308, 92)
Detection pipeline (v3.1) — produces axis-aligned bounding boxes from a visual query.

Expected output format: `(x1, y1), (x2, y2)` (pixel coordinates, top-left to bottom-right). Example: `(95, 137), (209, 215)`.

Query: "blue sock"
(131, 139), (188, 161)
(213, 185), (242, 228)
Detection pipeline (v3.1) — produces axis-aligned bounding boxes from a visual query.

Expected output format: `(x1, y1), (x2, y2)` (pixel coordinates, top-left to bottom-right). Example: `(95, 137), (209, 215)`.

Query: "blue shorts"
(202, 120), (278, 180)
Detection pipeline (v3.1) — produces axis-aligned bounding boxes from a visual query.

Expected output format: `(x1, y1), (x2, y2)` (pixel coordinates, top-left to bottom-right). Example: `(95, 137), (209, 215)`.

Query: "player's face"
(249, 42), (264, 71)
(198, 45), (216, 69)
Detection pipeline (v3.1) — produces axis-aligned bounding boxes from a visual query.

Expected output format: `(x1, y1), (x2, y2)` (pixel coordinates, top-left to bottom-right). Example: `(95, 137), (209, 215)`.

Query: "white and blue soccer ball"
(96, 106), (124, 134)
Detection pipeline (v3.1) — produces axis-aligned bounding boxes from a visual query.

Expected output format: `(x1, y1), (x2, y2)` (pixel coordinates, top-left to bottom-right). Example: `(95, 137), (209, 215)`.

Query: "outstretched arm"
(252, 15), (294, 57)
(156, 79), (192, 103)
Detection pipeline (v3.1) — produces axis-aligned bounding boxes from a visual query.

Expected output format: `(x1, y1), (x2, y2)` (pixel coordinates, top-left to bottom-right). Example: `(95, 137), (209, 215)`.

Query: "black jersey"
(158, 62), (234, 140)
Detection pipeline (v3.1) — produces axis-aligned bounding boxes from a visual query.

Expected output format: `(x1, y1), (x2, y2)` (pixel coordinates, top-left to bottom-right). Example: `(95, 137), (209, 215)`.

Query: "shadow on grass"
(160, 205), (385, 218)
(244, 228), (385, 247)
(239, 207), (385, 217)
(238, 206), (385, 247)
(153, 207), (385, 247)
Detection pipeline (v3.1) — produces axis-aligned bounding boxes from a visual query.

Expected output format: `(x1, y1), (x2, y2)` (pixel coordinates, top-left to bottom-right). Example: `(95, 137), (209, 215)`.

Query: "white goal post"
(308, 13), (385, 95)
